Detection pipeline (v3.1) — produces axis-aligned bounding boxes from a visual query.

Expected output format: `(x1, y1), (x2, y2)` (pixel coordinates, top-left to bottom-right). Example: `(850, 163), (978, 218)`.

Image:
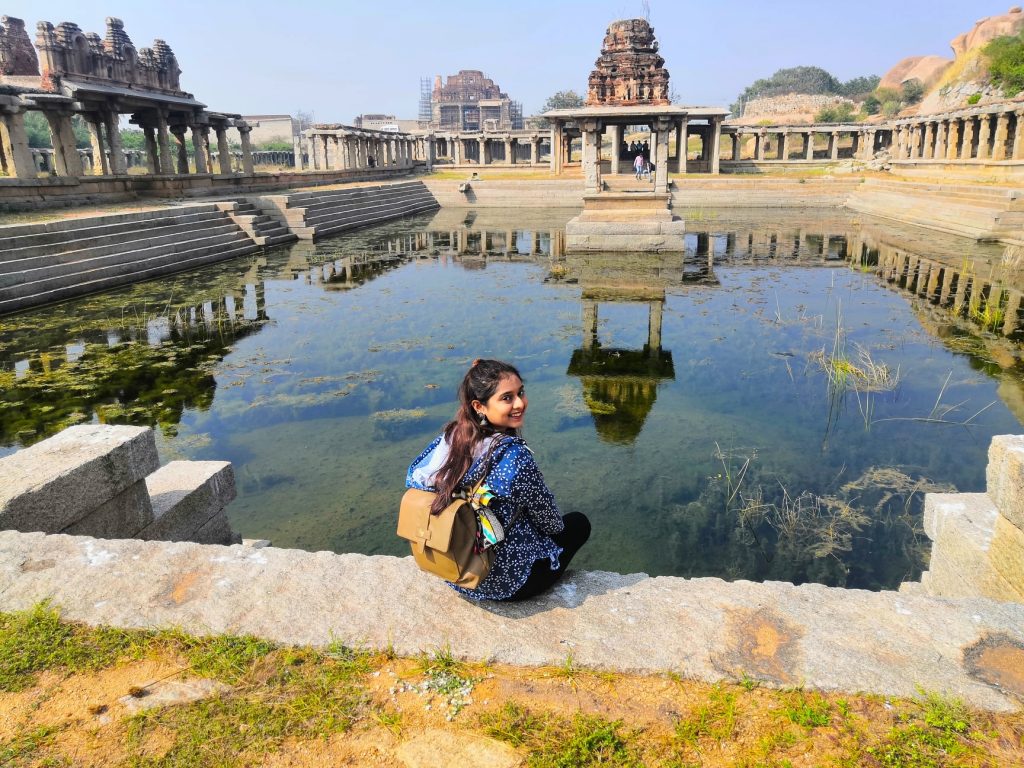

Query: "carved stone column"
(654, 117), (671, 193)
(580, 118), (602, 195)
(170, 126), (190, 174)
(452, 135), (462, 165)
(805, 131), (814, 161)
(42, 110), (84, 177)
(1013, 110), (1024, 160)
(993, 112), (1010, 161)
(830, 131), (839, 160)
(86, 117), (109, 175)
(709, 117), (722, 174)
(530, 136), (538, 165)
(935, 121), (948, 159)
(732, 133), (742, 161)
(141, 126), (158, 173)
(237, 123), (254, 175)
(0, 101), (38, 179)
(157, 109), (175, 174)
(192, 124), (209, 174)
(961, 118), (977, 160)
(946, 118), (961, 161)
(756, 130), (766, 161)
(607, 124), (621, 174)
(478, 136), (486, 166)
(976, 114), (993, 160)
(550, 121), (562, 174)
(504, 138), (513, 165)
(677, 118), (689, 172)
(103, 107), (127, 176)
(215, 126), (232, 174)
(780, 131), (790, 161)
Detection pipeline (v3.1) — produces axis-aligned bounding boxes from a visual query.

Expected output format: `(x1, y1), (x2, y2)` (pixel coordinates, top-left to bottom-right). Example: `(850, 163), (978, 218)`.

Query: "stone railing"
(0, 424), (237, 544)
(905, 435), (1024, 602)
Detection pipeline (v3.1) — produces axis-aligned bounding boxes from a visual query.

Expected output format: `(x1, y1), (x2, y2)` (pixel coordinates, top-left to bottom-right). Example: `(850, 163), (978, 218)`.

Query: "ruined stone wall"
(741, 93), (855, 122)
(35, 16), (184, 94)
(0, 15), (37, 76)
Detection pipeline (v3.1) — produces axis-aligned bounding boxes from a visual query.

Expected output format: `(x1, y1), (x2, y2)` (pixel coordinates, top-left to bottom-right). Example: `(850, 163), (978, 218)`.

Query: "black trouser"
(507, 512), (591, 601)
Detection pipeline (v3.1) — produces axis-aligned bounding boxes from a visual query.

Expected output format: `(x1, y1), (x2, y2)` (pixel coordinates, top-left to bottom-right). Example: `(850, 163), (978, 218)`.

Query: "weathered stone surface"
(138, 461), (235, 542)
(0, 424), (158, 533)
(191, 511), (239, 546)
(987, 434), (1024, 532)
(61, 481), (154, 539)
(396, 729), (522, 768)
(587, 19), (670, 106)
(2, 530), (1023, 712)
(990, 512), (1024, 593)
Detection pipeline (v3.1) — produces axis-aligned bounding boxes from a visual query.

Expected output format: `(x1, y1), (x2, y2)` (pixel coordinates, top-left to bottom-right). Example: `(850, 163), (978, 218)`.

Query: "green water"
(2, 207), (1022, 590)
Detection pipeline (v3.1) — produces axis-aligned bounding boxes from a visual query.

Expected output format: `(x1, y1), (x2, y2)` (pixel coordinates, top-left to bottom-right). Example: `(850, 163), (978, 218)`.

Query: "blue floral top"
(406, 434), (565, 601)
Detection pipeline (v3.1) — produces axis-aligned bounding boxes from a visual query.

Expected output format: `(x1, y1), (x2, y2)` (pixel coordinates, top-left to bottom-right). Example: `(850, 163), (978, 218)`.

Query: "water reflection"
(1, 207), (1022, 592)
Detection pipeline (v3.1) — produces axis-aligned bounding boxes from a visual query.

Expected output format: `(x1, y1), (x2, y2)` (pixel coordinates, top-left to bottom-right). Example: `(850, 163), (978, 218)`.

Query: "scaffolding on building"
(418, 78), (432, 128)
(510, 100), (523, 130)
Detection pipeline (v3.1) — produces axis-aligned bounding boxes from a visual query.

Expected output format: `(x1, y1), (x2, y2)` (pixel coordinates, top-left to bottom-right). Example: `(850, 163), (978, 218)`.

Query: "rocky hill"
(882, 6), (1024, 113)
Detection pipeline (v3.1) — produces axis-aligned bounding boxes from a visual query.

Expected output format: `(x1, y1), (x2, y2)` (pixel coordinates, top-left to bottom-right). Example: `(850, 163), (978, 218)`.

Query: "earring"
(479, 412), (488, 426)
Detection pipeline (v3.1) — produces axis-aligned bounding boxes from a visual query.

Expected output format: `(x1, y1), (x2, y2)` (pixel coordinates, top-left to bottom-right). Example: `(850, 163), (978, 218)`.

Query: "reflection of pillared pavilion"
(567, 270), (675, 444)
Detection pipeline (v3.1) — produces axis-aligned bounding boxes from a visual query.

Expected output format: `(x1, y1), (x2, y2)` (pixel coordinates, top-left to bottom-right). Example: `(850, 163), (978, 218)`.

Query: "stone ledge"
(139, 461), (236, 544)
(1, 530), (1022, 712)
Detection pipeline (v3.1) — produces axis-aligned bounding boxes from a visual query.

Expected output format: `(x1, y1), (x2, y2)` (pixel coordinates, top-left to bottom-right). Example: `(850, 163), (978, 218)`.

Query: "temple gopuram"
(586, 19), (671, 107)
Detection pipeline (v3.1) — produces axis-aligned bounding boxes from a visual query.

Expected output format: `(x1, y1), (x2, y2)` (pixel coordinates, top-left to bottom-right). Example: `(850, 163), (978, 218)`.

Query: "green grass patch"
(0, 602), (147, 691)
(154, 630), (277, 684)
(674, 684), (738, 743)
(0, 725), (62, 765)
(781, 689), (832, 728)
(480, 702), (641, 767)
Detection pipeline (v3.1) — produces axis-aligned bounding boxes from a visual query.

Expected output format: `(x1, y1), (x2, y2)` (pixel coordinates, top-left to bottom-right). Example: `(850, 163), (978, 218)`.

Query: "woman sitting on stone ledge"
(406, 359), (590, 601)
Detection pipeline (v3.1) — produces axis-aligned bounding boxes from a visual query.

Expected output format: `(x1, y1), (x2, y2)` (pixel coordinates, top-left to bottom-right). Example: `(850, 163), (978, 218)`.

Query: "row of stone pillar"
(891, 108), (1024, 162)
(307, 132), (420, 172)
(726, 129), (866, 162)
(431, 134), (548, 166)
(0, 98), (256, 180)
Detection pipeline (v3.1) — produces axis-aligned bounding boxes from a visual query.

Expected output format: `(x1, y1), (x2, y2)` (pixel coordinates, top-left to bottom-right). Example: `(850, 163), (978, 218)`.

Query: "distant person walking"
(634, 152), (645, 179)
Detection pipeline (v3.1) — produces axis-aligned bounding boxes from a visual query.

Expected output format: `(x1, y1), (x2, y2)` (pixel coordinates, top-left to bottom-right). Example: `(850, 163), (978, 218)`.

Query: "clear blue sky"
(4, 0), (998, 120)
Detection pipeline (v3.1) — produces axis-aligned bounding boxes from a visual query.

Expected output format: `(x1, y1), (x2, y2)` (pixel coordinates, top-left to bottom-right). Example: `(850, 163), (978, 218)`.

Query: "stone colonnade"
(303, 126), (424, 172)
(0, 92), (257, 180)
(725, 125), (867, 162)
(890, 103), (1024, 162)
(428, 131), (550, 167)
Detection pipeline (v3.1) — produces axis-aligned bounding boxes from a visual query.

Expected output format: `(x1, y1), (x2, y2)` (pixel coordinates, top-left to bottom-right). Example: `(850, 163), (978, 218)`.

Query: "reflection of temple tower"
(568, 295), (674, 444)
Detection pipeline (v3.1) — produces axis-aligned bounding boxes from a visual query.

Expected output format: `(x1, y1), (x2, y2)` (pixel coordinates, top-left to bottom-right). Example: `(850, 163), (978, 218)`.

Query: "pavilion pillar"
(779, 131), (790, 160)
(709, 117), (722, 174)
(41, 110), (84, 177)
(732, 133), (742, 161)
(157, 109), (175, 174)
(977, 114), (993, 161)
(829, 131), (839, 160)
(993, 112), (1010, 161)
(426, 136), (435, 169)
(86, 117), (109, 175)
(909, 124), (922, 159)
(677, 117), (689, 172)
(142, 126), (158, 173)
(0, 103), (37, 179)
(477, 136), (486, 166)
(237, 124), (254, 175)
(961, 118), (976, 160)
(452, 135), (462, 165)
(103, 107), (126, 176)
(340, 135), (350, 169)
(215, 125), (232, 174)
(935, 121), (948, 159)
(921, 122), (934, 159)
(530, 135), (538, 165)
(580, 118), (602, 194)
(170, 125), (190, 173)
(946, 119), (961, 160)
(607, 124), (622, 174)
(193, 124), (209, 174)
(756, 130), (766, 160)
(550, 121), (563, 174)
(1012, 110), (1024, 160)
(805, 131), (814, 161)
(653, 117), (671, 193)
(504, 137), (513, 164)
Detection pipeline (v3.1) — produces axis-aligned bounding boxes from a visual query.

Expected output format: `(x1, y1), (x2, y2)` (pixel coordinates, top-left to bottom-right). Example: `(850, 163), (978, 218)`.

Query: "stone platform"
(565, 192), (685, 252)
(1, 530), (1023, 712)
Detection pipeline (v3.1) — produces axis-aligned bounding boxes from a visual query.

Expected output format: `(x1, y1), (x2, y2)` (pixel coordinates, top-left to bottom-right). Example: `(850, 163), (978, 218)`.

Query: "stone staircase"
(216, 200), (297, 247)
(846, 178), (1024, 242)
(257, 181), (439, 240)
(0, 204), (262, 315)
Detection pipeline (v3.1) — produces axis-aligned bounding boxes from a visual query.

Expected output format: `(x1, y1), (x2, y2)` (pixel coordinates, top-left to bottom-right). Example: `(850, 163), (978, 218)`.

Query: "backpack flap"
(398, 489), (458, 554)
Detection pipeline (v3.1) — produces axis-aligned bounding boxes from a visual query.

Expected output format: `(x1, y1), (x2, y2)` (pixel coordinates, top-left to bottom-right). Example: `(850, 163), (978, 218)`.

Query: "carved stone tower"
(586, 19), (670, 106)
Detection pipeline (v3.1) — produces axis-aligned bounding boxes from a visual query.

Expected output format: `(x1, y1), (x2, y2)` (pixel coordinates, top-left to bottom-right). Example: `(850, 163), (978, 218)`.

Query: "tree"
(838, 75), (880, 99)
(536, 90), (585, 127)
(984, 31), (1024, 95)
(815, 102), (856, 123)
(900, 79), (924, 105)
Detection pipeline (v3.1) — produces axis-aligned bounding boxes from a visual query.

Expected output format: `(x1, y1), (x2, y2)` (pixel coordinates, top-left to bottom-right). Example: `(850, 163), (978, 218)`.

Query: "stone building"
(0, 15), (255, 180)
(243, 114), (298, 146)
(429, 69), (522, 131)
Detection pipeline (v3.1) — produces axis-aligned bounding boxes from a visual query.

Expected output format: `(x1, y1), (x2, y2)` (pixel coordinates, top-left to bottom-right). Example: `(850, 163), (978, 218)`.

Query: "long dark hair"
(430, 359), (523, 515)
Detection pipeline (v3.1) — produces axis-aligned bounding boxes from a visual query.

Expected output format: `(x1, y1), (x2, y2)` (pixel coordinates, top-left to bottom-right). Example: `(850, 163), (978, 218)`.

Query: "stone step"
(0, 210), (230, 258)
(297, 188), (435, 216)
(0, 204), (223, 244)
(0, 241), (260, 315)
(0, 221), (243, 277)
(309, 200), (440, 240)
(259, 233), (299, 247)
(303, 193), (438, 227)
(1, 230), (253, 300)
(139, 460), (236, 545)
